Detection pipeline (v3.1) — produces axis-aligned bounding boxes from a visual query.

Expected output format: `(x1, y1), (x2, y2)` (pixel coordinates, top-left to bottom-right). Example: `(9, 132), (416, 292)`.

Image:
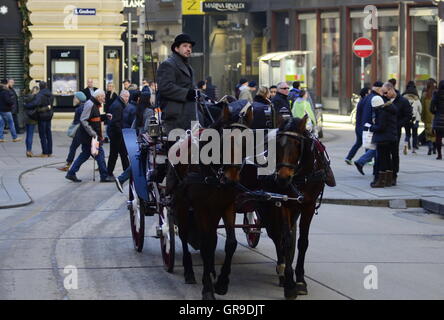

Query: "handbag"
(362, 128), (376, 150)
(25, 108), (39, 121)
(67, 123), (80, 138)
(91, 136), (100, 157)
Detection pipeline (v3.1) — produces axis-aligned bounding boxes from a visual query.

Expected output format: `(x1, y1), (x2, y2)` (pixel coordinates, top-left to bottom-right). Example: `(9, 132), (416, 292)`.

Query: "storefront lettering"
(61, 51), (71, 58)
(203, 2), (248, 12)
(122, 0), (145, 8)
(74, 8), (96, 16)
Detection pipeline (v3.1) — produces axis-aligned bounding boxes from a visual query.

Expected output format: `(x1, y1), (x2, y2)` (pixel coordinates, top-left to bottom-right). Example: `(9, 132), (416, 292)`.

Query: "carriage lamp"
(148, 116), (161, 138)
(279, 106), (292, 121)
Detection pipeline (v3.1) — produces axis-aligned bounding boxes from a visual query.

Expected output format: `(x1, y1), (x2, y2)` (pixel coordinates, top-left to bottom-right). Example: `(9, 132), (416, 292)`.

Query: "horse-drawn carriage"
(123, 94), (334, 299)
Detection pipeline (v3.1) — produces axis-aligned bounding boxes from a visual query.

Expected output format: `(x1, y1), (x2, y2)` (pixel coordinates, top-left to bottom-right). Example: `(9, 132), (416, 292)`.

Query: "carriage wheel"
(243, 212), (261, 248)
(159, 205), (175, 273)
(129, 176), (145, 252)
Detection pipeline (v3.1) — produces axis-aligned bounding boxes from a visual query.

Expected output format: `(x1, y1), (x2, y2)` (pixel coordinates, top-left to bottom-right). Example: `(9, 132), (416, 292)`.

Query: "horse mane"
(278, 117), (307, 135)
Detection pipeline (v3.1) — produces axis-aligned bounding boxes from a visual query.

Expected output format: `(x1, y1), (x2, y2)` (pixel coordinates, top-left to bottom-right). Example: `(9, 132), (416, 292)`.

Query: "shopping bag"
(67, 123), (80, 138)
(91, 137), (100, 157)
(362, 129), (376, 150)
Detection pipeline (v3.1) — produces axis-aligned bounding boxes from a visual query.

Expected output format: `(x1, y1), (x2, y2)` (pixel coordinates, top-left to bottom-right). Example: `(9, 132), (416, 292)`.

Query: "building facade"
(183, 0), (442, 114)
(27, 0), (125, 110)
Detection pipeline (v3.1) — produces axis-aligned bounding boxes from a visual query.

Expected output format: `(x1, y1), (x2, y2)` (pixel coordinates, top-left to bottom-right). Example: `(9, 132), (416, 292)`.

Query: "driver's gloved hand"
(186, 89), (196, 101)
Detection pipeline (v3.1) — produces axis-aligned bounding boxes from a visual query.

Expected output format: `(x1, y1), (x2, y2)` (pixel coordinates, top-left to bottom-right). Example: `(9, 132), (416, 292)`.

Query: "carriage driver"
(156, 33), (200, 195)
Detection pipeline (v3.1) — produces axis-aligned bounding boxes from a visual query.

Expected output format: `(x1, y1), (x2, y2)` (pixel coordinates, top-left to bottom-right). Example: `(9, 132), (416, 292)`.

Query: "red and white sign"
(353, 37), (374, 58)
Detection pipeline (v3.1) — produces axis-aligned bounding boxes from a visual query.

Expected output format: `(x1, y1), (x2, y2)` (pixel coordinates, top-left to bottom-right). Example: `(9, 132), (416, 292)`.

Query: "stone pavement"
(322, 116), (444, 214)
(0, 115), (443, 214)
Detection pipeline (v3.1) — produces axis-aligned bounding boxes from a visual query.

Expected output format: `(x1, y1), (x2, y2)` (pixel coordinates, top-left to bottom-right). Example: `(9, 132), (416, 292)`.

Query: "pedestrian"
(0, 79), (22, 143)
(250, 86), (272, 129)
(345, 87), (370, 165)
(291, 89), (317, 132)
(204, 76), (217, 101)
(421, 78), (437, 155)
(23, 85), (40, 157)
(367, 95), (398, 188)
(430, 80), (444, 160)
(142, 79), (150, 93)
(235, 78), (248, 100)
(197, 80), (207, 96)
(123, 79), (131, 90)
(402, 81), (422, 153)
(8, 79), (23, 134)
(57, 92), (87, 171)
(353, 81), (384, 175)
(287, 81), (301, 107)
(81, 79), (98, 100)
(149, 81), (157, 106)
(271, 82), (291, 112)
(104, 82), (118, 143)
(107, 90), (130, 177)
(124, 90), (138, 129)
(269, 85), (277, 99)
(34, 81), (54, 157)
(65, 89), (114, 183)
(239, 81), (256, 103)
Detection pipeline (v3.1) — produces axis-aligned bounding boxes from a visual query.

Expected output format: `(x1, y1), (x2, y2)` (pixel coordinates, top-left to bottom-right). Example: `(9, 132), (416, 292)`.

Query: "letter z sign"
(182, 0), (204, 15)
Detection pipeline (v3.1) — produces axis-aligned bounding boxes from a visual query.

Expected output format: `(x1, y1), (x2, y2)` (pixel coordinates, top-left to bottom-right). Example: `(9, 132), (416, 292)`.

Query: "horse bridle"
(275, 131), (310, 177)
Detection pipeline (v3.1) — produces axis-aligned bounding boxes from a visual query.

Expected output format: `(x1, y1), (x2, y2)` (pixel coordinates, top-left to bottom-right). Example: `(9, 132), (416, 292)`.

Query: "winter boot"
(385, 171), (393, 187)
(370, 172), (386, 188)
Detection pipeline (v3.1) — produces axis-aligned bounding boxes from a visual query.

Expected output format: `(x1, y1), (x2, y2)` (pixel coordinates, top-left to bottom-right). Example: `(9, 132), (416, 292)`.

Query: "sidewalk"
(1, 118), (443, 215)
(322, 119), (444, 214)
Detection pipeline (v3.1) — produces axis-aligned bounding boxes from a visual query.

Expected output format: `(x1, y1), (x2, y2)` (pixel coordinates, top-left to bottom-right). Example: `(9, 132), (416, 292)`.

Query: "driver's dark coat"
(157, 52), (197, 133)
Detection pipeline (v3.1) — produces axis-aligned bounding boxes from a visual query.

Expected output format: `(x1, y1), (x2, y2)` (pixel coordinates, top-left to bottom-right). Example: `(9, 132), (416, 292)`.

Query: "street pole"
(137, 6), (146, 88)
(361, 57), (365, 89)
(439, 1), (444, 81)
(128, 12), (132, 82)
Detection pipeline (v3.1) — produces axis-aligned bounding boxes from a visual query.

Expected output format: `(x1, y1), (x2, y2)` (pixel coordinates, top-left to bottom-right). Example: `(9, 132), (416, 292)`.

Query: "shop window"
(104, 47), (122, 92)
(377, 16), (399, 84)
(300, 15), (317, 94)
(411, 8), (438, 92)
(321, 15), (340, 110)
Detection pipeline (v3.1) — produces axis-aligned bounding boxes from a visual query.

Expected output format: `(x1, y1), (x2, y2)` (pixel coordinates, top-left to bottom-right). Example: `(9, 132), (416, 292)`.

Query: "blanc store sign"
(122, 0), (145, 8)
(203, 1), (249, 13)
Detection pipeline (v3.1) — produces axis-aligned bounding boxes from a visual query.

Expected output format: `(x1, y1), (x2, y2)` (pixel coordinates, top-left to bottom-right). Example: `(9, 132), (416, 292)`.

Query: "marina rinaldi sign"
(203, 1), (248, 12)
(182, 0), (248, 15)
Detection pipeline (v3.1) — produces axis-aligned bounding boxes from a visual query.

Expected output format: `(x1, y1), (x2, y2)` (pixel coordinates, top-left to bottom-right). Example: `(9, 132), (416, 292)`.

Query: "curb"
(0, 161), (64, 210)
(323, 198), (421, 208)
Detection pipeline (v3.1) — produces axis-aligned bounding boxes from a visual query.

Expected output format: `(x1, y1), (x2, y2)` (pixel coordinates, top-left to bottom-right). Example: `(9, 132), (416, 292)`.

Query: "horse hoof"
(295, 282), (308, 295)
(202, 292), (216, 300)
(278, 276), (285, 287)
(214, 281), (228, 296)
(185, 274), (197, 284)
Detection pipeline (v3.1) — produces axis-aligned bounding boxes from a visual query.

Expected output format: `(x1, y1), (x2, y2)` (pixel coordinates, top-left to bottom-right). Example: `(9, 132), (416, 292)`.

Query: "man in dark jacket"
(31, 81), (54, 156)
(287, 81), (301, 107)
(81, 79), (98, 100)
(353, 81), (384, 175)
(0, 79), (21, 142)
(107, 90), (130, 177)
(271, 82), (290, 113)
(66, 89), (114, 183)
(385, 82), (412, 184)
(7, 79), (23, 134)
(156, 33), (198, 134)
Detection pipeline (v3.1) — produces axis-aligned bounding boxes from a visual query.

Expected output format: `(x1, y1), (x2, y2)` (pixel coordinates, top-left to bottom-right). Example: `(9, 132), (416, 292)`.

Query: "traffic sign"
(353, 37), (374, 58)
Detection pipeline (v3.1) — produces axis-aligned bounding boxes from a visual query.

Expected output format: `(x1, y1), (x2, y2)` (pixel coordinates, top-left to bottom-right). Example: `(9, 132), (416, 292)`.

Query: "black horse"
(257, 114), (335, 299)
(170, 102), (254, 300)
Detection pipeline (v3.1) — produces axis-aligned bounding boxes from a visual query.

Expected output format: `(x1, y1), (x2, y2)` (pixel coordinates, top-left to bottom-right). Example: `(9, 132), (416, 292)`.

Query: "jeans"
(68, 143), (109, 180)
(0, 112), (18, 139)
(25, 124), (36, 152)
(346, 130), (363, 160)
(355, 148), (376, 166)
(118, 166), (131, 184)
(66, 134), (82, 163)
(38, 120), (52, 155)
(410, 121), (419, 149)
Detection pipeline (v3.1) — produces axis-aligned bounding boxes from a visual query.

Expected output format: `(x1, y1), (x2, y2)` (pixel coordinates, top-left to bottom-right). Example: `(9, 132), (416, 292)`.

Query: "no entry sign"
(353, 37), (374, 58)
